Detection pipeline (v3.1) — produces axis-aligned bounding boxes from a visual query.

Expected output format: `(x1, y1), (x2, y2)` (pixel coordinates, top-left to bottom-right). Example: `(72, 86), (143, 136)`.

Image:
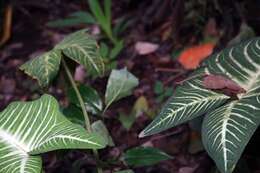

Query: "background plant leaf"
(20, 50), (62, 87)
(105, 68), (139, 108)
(67, 84), (103, 114)
(47, 11), (96, 28)
(124, 147), (173, 167)
(91, 120), (114, 147)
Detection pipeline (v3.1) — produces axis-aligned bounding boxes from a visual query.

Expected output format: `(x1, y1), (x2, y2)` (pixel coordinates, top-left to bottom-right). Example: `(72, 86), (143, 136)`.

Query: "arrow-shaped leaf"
(202, 95), (260, 173)
(0, 94), (106, 173)
(20, 50), (62, 87)
(55, 29), (105, 76)
(139, 77), (229, 137)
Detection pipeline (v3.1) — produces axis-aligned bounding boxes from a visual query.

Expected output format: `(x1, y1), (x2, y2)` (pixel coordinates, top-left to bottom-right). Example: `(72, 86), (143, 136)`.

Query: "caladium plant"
(140, 38), (260, 173)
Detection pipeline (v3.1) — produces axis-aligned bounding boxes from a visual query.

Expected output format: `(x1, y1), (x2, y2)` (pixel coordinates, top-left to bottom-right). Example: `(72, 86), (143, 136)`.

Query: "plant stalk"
(62, 59), (103, 173)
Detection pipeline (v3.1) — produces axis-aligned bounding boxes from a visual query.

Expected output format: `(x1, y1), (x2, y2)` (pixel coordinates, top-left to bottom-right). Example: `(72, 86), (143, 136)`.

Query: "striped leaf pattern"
(139, 78), (229, 137)
(55, 29), (105, 76)
(200, 38), (260, 173)
(202, 95), (260, 173)
(20, 29), (105, 87)
(141, 38), (260, 173)
(20, 50), (61, 87)
(0, 95), (106, 173)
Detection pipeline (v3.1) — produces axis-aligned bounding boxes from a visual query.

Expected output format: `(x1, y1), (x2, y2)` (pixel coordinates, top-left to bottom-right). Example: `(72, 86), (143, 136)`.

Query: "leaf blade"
(202, 95), (260, 173)
(139, 77), (229, 137)
(55, 29), (105, 77)
(105, 68), (139, 108)
(0, 95), (106, 172)
(19, 50), (62, 87)
(124, 147), (172, 167)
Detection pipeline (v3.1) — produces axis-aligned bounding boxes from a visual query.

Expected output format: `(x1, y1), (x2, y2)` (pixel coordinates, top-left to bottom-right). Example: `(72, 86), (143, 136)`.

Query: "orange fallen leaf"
(178, 43), (215, 69)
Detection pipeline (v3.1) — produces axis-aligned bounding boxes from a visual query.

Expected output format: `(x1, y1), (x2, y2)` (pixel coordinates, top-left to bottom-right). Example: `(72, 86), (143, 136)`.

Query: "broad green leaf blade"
(202, 95), (260, 173)
(0, 143), (42, 173)
(62, 104), (85, 126)
(0, 95), (106, 173)
(139, 78), (229, 137)
(68, 84), (103, 114)
(20, 50), (62, 87)
(124, 147), (172, 167)
(201, 38), (260, 92)
(55, 29), (105, 76)
(91, 120), (114, 147)
(105, 68), (139, 108)
(115, 170), (134, 173)
(47, 11), (96, 28)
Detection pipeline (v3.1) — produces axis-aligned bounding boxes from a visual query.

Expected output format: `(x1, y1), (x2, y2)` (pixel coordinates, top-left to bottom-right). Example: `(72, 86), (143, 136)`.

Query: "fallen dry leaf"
(178, 166), (198, 173)
(135, 41), (159, 55)
(178, 43), (215, 69)
(74, 65), (86, 82)
(203, 75), (245, 93)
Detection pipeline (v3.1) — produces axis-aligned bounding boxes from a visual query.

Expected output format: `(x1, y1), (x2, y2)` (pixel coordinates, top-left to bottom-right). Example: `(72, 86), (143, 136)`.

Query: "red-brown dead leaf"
(203, 75), (245, 93)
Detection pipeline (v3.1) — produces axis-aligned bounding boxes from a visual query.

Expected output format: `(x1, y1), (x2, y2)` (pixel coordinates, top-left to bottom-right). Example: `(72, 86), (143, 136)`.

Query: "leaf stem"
(62, 59), (91, 132)
(62, 59), (103, 173)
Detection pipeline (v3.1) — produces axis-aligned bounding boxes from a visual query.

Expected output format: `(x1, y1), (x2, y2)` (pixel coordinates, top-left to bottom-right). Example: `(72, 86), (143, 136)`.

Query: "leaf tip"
(138, 130), (146, 138)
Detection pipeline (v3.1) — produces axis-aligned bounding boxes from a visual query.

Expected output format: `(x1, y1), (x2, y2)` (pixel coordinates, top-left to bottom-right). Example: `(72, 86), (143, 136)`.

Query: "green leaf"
(0, 94), (106, 173)
(91, 120), (114, 147)
(139, 77), (229, 137)
(115, 169), (134, 173)
(55, 29), (105, 76)
(109, 40), (124, 60)
(105, 68), (139, 108)
(104, 0), (112, 22)
(20, 50), (62, 87)
(119, 96), (149, 130)
(47, 11), (96, 28)
(21, 29), (105, 87)
(200, 38), (260, 92)
(119, 113), (135, 130)
(88, 0), (107, 29)
(124, 147), (172, 167)
(67, 84), (103, 114)
(199, 38), (260, 173)
(202, 96), (260, 173)
(132, 96), (149, 117)
(99, 42), (109, 58)
(62, 104), (85, 126)
(70, 11), (96, 24)
(154, 81), (164, 94)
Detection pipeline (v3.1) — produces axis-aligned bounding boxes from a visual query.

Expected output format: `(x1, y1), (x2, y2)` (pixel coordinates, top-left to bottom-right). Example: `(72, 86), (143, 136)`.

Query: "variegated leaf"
(202, 95), (260, 173)
(19, 50), (62, 87)
(139, 78), (229, 137)
(200, 38), (260, 173)
(201, 38), (260, 92)
(0, 95), (106, 173)
(55, 29), (105, 76)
